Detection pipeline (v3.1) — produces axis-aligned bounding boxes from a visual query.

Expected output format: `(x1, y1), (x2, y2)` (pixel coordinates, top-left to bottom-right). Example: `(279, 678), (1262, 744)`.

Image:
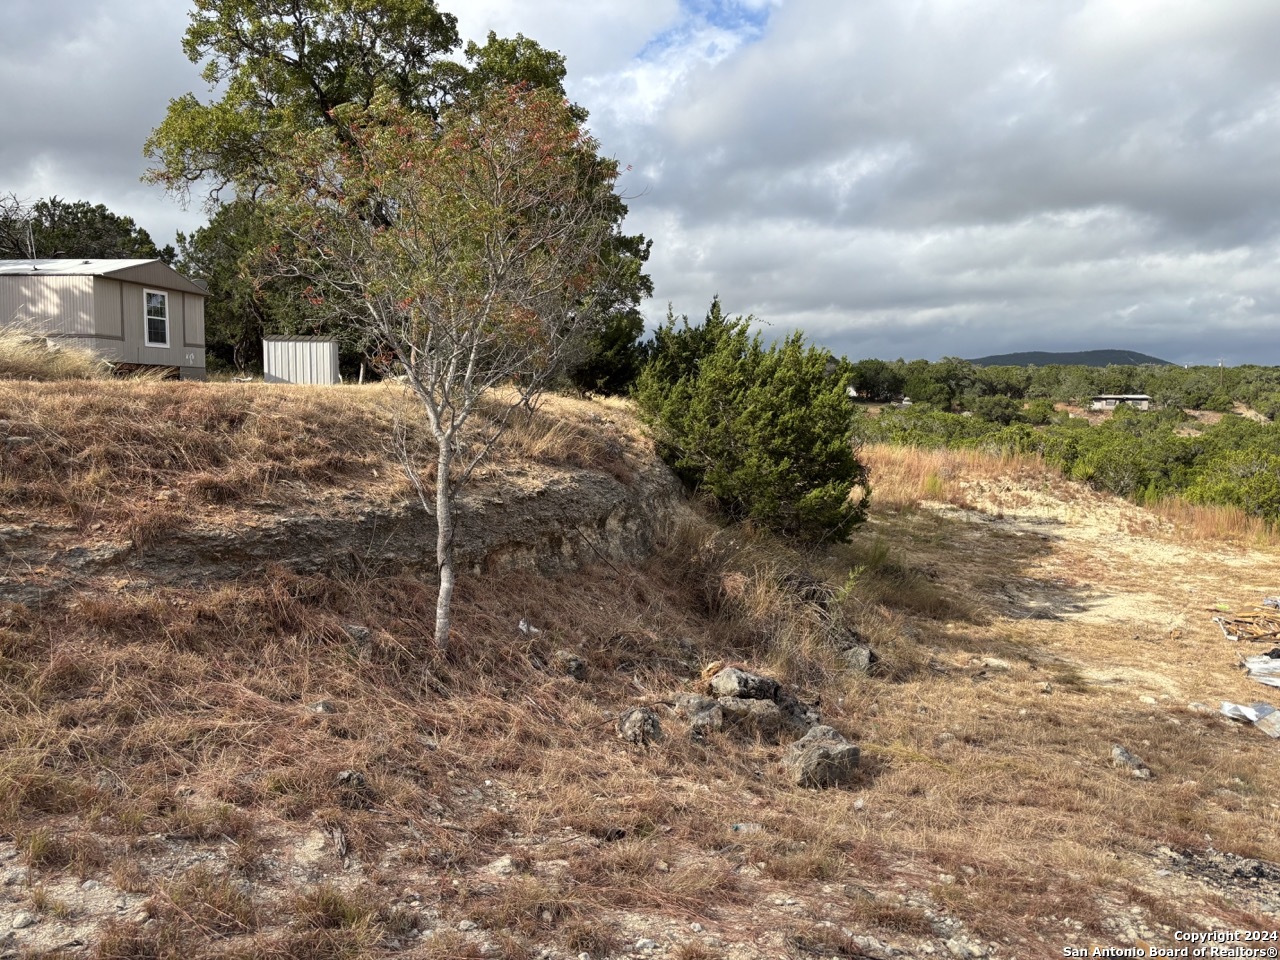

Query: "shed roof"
(0, 259), (207, 297)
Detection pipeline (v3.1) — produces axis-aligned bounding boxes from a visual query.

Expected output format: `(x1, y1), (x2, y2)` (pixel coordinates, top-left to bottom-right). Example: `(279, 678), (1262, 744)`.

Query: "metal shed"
(263, 336), (340, 385)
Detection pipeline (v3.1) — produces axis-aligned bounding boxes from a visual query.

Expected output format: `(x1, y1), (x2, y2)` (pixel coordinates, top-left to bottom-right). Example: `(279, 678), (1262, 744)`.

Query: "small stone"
(837, 645), (877, 673)
(1111, 744), (1153, 780)
(980, 657), (1012, 671)
(307, 700), (338, 714)
(342, 624), (371, 643)
(635, 938), (658, 951)
(617, 707), (663, 746)
(552, 649), (587, 681)
(81, 879), (101, 890)
(12, 911), (35, 929)
(784, 725), (861, 789)
(708, 667), (779, 701)
(458, 919), (478, 932)
(1139, 696), (1157, 705)
(691, 922), (704, 933)
(1040, 682), (1053, 694)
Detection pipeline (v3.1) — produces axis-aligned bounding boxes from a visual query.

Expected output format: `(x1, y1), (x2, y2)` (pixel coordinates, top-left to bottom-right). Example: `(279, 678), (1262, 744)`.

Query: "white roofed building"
(0, 259), (208, 379)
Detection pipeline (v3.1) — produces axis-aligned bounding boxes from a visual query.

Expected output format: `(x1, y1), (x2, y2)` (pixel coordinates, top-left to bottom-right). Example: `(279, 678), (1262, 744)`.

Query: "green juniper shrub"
(635, 298), (869, 541)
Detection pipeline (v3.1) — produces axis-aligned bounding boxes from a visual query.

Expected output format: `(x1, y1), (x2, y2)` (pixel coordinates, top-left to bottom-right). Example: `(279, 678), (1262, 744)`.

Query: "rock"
(342, 624), (371, 643)
(635, 938), (658, 951)
(673, 693), (719, 718)
(784, 725), (861, 789)
(837, 644), (877, 673)
(717, 697), (784, 739)
(689, 705), (724, 742)
(775, 688), (821, 734)
(551, 649), (586, 681)
(306, 700), (338, 714)
(335, 769), (367, 789)
(1111, 744), (1153, 780)
(12, 911), (35, 929)
(458, 919), (478, 932)
(81, 879), (101, 890)
(616, 707), (663, 746)
(708, 667), (779, 701)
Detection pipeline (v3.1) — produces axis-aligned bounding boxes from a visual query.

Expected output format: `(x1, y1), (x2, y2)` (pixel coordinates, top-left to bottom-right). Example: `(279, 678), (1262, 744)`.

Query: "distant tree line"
(848, 357), (1280, 420)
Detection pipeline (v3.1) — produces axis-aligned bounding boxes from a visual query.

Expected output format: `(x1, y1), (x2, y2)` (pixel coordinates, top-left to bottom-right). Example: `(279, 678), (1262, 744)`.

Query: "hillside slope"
(968, 349), (1173, 367)
(2, 381), (1279, 959)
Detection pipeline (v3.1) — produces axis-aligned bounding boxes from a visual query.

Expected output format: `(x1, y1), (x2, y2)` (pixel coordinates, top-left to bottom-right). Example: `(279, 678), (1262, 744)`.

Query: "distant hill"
(968, 349), (1174, 367)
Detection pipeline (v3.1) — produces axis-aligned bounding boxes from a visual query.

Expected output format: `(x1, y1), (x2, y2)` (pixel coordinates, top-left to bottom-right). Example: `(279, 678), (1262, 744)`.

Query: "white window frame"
(144, 289), (170, 348)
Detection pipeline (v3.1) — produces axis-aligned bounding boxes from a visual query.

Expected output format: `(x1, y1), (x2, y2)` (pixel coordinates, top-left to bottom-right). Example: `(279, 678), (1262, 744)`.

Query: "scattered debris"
(1220, 701), (1280, 738)
(1243, 653), (1280, 689)
(1110, 744), (1153, 779)
(1213, 607), (1280, 642)
(785, 725), (861, 789)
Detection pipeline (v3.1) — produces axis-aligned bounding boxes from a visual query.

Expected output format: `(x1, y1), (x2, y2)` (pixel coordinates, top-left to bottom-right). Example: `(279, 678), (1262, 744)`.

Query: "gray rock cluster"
(672, 666), (861, 789)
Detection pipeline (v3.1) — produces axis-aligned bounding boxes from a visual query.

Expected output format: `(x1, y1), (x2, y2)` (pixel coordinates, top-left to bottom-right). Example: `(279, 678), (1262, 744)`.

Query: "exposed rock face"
(784, 725), (861, 789)
(617, 707), (663, 746)
(717, 697), (784, 739)
(702, 667), (820, 742)
(709, 667), (779, 702)
(0, 461), (681, 600)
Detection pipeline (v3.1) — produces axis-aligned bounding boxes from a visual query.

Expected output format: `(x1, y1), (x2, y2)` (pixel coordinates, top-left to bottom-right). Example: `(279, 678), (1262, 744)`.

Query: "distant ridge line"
(967, 349), (1174, 368)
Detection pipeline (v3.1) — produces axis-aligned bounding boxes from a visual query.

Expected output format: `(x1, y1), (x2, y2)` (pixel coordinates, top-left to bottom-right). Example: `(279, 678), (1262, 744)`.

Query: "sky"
(3, 0), (1279, 365)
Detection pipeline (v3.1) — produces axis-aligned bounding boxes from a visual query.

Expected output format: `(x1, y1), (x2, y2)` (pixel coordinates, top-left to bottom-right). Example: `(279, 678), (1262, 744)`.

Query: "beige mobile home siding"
(182, 293), (205, 347)
(0, 275), (94, 335)
(91, 277), (126, 339)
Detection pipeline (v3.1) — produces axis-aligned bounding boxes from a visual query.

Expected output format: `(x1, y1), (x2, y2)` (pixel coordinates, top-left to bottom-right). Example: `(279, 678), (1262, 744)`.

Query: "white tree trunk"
(433, 440), (455, 650)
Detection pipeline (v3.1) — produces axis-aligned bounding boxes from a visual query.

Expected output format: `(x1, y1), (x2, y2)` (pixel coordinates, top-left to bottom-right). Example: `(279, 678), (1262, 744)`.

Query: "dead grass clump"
(0, 325), (108, 381)
(861, 444), (1052, 512)
(1150, 495), (1280, 547)
(155, 865), (258, 936)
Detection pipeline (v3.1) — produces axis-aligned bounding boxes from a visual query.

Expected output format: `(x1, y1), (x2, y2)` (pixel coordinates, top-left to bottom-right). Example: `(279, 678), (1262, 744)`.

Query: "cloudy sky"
(4, 0), (1279, 364)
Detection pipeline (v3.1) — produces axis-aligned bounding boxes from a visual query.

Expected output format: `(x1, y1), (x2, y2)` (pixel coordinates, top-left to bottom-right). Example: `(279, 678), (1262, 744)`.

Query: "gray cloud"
(3, 0), (1278, 364)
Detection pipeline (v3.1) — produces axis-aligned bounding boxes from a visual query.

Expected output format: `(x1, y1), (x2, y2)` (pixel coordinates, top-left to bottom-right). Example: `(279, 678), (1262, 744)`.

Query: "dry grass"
(0, 323), (109, 381)
(1148, 495), (1280, 547)
(0, 379), (646, 536)
(4, 387), (1280, 958)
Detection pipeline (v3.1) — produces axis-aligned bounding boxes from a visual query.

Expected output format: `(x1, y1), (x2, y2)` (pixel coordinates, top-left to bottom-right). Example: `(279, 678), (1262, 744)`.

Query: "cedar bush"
(634, 299), (869, 541)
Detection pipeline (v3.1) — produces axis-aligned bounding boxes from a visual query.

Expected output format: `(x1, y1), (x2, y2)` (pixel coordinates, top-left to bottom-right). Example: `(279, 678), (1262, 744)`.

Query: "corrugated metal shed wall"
(263, 337), (340, 385)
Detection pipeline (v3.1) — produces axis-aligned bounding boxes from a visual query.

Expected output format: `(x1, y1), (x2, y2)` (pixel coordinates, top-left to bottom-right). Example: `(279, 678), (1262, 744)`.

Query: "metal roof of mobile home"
(0, 259), (208, 297)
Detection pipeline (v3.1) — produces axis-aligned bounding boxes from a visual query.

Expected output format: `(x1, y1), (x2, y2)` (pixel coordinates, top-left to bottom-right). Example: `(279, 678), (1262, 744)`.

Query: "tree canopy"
(266, 85), (626, 644)
(0, 196), (172, 262)
(146, 0), (649, 383)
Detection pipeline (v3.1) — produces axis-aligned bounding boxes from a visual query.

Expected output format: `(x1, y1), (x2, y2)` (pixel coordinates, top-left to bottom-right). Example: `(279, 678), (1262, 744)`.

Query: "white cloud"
(3, 0), (1279, 363)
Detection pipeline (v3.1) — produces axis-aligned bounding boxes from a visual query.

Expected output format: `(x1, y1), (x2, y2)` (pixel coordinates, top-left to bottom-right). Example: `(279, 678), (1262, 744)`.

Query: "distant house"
(1090, 394), (1151, 412)
(0, 259), (207, 380)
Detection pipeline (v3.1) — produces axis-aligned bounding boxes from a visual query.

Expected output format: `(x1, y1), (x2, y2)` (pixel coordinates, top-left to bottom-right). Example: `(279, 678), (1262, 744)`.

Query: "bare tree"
(0, 194), (35, 260)
(268, 86), (623, 648)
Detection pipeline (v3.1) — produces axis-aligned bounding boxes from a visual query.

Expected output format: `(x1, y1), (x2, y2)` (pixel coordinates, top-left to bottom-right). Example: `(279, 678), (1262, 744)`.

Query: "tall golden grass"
(864, 441), (1280, 547)
(0, 323), (108, 380)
